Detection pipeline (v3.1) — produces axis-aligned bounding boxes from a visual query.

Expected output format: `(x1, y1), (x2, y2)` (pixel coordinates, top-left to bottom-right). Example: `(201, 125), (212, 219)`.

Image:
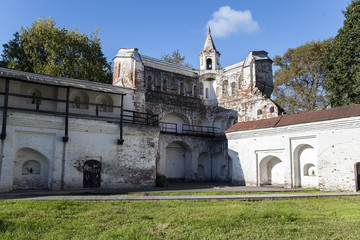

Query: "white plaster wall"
(0, 111), (159, 192)
(227, 116), (360, 191)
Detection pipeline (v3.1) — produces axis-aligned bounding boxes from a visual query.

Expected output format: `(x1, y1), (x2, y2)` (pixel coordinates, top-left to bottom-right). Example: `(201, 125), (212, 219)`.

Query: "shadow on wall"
(228, 149), (245, 185)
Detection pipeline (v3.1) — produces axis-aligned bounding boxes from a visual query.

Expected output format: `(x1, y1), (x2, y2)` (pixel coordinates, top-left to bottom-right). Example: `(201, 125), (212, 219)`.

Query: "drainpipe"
(0, 78), (9, 140)
(118, 94), (124, 145)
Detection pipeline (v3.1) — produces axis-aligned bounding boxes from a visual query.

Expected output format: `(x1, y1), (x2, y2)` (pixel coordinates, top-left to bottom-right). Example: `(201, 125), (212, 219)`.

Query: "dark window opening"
(206, 58), (212, 70)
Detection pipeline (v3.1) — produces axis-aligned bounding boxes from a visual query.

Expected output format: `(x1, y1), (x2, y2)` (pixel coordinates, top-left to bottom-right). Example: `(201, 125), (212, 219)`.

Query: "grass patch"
(0, 196), (360, 239)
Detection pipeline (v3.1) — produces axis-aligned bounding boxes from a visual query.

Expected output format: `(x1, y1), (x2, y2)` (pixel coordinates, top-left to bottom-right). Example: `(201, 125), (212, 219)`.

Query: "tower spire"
(203, 26), (217, 52)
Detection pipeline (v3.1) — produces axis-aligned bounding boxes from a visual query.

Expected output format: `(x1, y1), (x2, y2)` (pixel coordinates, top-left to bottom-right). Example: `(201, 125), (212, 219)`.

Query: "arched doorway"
(260, 156), (284, 186)
(13, 148), (49, 190)
(212, 152), (227, 181)
(83, 160), (101, 188)
(356, 163), (360, 191)
(165, 141), (192, 181)
(198, 152), (211, 181)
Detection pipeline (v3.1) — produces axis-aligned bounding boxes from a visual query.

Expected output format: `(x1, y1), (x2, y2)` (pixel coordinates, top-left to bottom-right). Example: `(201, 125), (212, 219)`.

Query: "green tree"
(273, 40), (329, 114)
(161, 49), (192, 68)
(0, 17), (112, 83)
(323, 0), (360, 107)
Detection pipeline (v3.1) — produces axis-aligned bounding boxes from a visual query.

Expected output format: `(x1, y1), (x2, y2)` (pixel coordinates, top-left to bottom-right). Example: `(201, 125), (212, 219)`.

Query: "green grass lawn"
(1, 197), (360, 239)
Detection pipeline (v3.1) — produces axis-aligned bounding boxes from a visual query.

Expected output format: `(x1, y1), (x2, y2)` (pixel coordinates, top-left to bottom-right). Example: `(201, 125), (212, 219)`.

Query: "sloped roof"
(226, 104), (360, 133)
(0, 67), (126, 94)
(202, 28), (218, 53)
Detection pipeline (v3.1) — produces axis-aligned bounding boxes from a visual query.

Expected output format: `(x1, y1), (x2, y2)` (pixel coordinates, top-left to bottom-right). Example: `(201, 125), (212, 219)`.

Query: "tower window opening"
(206, 58), (212, 70)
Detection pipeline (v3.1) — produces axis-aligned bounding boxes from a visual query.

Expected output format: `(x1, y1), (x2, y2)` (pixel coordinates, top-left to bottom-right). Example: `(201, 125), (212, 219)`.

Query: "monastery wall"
(0, 111), (159, 192)
(226, 116), (360, 191)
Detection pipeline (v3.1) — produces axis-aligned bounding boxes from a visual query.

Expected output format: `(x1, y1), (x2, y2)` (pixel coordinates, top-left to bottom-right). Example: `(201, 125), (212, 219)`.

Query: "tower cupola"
(199, 27), (221, 71)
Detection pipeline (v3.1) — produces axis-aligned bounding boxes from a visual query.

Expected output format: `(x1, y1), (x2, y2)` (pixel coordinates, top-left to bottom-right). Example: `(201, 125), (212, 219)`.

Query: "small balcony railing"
(159, 122), (217, 137)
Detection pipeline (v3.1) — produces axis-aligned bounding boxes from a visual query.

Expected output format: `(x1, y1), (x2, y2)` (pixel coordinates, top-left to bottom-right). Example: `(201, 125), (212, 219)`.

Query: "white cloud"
(207, 6), (259, 38)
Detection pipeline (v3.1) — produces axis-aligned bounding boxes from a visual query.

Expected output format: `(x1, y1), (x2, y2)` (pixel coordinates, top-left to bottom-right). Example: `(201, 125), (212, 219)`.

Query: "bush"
(156, 175), (168, 187)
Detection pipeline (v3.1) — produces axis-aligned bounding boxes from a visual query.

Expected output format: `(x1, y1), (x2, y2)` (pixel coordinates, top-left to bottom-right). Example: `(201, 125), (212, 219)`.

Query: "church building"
(0, 29), (358, 192)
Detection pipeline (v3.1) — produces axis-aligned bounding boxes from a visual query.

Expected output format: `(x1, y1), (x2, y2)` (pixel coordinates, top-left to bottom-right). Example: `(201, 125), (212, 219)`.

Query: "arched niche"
(161, 112), (190, 133)
(197, 116), (210, 127)
(259, 156), (284, 186)
(27, 88), (42, 105)
(212, 152), (227, 181)
(213, 116), (226, 133)
(70, 90), (89, 109)
(13, 148), (49, 190)
(226, 116), (236, 130)
(165, 141), (192, 181)
(293, 144), (317, 188)
(95, 94), (114, 112)
(198, 152), (211, 180)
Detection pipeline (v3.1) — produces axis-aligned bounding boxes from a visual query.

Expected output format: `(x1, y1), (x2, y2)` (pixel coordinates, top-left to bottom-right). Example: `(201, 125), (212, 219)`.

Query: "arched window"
(193, 85), (197, 97)
(117, 63), (121, 78)
(270, 106), (275, 113)
(238, 75), (243, 88)
(162, 79), (167, 91)
(206, 58), (212, 70)
(222, 80), (228, 96)
(231, 82), (236, 95)
(147, 76), (152, 89)
(170, 77), (178, 91)
(257, 109), (263, 115)
(199, 82), (204, 95)
(73, 96), (81, 108)
(154, 73), (161, 89)
(205, 88), (209, 99)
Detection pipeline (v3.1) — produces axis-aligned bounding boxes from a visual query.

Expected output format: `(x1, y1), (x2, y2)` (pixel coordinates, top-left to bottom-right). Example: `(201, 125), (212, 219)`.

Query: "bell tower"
(199, 27), (221, 71)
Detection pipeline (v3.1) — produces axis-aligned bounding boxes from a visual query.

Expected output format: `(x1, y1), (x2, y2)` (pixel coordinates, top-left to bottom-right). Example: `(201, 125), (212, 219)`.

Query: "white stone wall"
(0, 111), (159, 192)
(226, 116), (360, 191)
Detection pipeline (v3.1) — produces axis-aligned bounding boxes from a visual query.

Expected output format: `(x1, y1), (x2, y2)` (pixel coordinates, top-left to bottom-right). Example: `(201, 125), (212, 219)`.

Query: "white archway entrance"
(259, 156), (284, 186)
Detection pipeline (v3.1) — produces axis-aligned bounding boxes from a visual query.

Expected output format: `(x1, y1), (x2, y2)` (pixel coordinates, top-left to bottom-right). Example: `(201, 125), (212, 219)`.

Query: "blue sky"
(0, 0), (350, 69)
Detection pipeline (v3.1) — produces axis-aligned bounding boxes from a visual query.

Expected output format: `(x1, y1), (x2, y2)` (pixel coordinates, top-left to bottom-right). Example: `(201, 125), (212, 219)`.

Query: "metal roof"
(0, 67), (126, 94)
(226, 104), (360, 133)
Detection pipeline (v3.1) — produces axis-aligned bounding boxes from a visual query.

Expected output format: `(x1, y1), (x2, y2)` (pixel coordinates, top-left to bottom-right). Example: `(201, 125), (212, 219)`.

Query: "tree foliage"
(323, 0), (360, 107)
(161, 49), (192, 68)
(0, 17), (112, 83)
(273, 40), (329, 114)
